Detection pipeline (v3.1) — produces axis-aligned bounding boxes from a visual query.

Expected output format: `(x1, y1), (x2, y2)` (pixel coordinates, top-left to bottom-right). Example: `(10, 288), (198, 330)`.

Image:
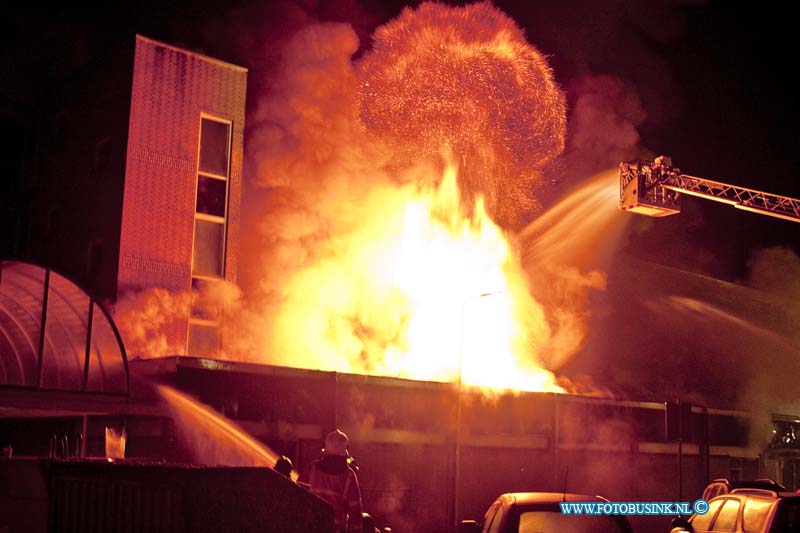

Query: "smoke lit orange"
(252, 2), (570, 392)
(116, 2), (591, 394)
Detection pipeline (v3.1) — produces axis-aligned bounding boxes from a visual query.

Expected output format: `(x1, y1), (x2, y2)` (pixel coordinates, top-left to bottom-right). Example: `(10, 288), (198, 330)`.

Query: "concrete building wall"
(172, 359), (767, 533)
(118, 35), (247, 355)
(5, 34), (248, 345)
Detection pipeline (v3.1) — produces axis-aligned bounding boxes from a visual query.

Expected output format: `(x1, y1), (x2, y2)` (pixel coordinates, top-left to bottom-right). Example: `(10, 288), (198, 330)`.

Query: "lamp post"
(453, 290), (504, 529)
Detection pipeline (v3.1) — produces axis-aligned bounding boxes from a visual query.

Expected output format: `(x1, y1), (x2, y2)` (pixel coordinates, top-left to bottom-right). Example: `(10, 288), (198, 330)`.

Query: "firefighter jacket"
(302, 454), (362, 532)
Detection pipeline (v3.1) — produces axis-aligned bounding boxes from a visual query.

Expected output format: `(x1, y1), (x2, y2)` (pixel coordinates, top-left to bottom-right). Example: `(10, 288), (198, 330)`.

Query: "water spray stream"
(668, 296), (799, 351)
(156, 384), (297, 481)
(520, 168), (627, 270)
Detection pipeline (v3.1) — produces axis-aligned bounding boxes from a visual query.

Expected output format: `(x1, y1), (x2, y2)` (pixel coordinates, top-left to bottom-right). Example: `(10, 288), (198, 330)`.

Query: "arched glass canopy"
(0, 260), (129, 395)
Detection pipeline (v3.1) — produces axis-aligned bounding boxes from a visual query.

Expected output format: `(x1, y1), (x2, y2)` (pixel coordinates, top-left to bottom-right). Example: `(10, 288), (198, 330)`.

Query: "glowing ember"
(358, 1), (566, 230)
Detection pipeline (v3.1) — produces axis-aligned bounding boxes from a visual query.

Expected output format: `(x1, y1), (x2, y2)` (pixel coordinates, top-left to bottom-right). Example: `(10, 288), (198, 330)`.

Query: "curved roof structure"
(0, 260), (129, 395)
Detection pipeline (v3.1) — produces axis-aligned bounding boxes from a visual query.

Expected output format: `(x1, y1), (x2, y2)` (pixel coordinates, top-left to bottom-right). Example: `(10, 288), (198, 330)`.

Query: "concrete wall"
(0, 358), (773, 532)
(118, 36), (247, 353)
(174, 359), (763, 532)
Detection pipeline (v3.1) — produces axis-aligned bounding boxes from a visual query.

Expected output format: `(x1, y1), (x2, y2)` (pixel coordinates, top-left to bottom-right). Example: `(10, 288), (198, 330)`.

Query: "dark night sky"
(3, 1), (798, 279)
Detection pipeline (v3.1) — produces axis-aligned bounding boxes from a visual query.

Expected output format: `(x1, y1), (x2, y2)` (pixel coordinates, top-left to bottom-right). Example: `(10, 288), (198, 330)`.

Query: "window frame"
(188, 114), (233, 356)
(191, 217), (227, 279)
(198, 117), (232, 179)
(191, 114), (232, 279)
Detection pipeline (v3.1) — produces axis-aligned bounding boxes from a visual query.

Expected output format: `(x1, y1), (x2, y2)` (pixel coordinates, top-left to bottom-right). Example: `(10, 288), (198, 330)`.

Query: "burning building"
(1, 4), (800, 533)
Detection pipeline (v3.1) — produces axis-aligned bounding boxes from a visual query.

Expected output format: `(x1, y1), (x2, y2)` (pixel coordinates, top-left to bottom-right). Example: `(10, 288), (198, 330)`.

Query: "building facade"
(118, 36), (246, 356)
(10, 35), (246, 358)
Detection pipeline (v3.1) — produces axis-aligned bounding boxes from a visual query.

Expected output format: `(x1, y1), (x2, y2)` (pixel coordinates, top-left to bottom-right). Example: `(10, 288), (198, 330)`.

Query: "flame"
(270, 161), (562, 393)
(244, 3), (572, 393)
(114, 3), (593, 395)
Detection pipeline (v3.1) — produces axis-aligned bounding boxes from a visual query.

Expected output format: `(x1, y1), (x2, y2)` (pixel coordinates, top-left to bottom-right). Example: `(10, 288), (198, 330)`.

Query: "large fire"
(252, 1), (572, 393)
(269, 161), (562, 392)
(116, 2), (610, 394)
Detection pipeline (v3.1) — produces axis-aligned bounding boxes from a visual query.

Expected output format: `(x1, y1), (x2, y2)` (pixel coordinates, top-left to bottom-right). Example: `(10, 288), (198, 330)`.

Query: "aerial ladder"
(619, 156), (800, 223)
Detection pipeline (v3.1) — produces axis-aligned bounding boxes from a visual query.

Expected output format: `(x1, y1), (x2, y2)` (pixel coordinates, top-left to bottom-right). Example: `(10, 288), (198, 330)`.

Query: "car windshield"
(517, 511), (627, 533)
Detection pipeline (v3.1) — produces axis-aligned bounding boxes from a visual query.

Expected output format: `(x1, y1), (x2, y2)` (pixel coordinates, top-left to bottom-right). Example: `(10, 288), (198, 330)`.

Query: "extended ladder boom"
(619, 156), (800, 223)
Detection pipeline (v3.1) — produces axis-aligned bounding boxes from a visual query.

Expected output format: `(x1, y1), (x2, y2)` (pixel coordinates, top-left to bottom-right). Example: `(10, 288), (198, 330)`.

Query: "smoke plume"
(563, 74), (647, 183)
(114, 288), (191, 358)
(240, 2), (573, 382)
(116, 2), (619, 394)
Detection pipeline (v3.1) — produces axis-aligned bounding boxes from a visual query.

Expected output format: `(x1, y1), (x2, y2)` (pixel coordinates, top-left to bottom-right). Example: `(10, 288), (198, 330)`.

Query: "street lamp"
(453, 290), (504, 528)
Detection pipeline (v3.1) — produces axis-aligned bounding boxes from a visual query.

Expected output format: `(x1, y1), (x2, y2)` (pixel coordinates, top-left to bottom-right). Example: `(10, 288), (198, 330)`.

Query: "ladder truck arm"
(619, 156), (800, 223)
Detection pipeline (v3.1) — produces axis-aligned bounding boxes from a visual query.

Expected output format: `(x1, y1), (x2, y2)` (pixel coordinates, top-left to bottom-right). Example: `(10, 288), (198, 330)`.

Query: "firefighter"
(274, 455), (294, 479)
(301, 429), (362, 533)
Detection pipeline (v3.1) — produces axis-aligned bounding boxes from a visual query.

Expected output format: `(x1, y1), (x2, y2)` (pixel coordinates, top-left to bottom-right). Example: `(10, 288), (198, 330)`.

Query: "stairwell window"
(192, 116), (231, 279)
(189, 116), (232, 356)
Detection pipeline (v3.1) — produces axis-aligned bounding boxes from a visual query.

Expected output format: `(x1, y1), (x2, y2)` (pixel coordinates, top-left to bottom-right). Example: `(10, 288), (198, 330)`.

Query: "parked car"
(701, 478), (789, 501)
(670, 488), (800, 533)
(459, 492), (634, 533)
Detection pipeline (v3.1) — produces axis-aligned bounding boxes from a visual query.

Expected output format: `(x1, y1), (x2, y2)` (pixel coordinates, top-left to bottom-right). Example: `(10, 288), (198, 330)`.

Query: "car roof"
(704, 478), (790, 494)
(731, 479), (790, 492)
(711, 490), (800, 501)
(501, 492), (606, 505)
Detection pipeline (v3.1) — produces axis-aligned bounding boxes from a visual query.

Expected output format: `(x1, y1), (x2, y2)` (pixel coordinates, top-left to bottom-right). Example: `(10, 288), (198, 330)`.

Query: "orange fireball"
(270, 161), (562, 392)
